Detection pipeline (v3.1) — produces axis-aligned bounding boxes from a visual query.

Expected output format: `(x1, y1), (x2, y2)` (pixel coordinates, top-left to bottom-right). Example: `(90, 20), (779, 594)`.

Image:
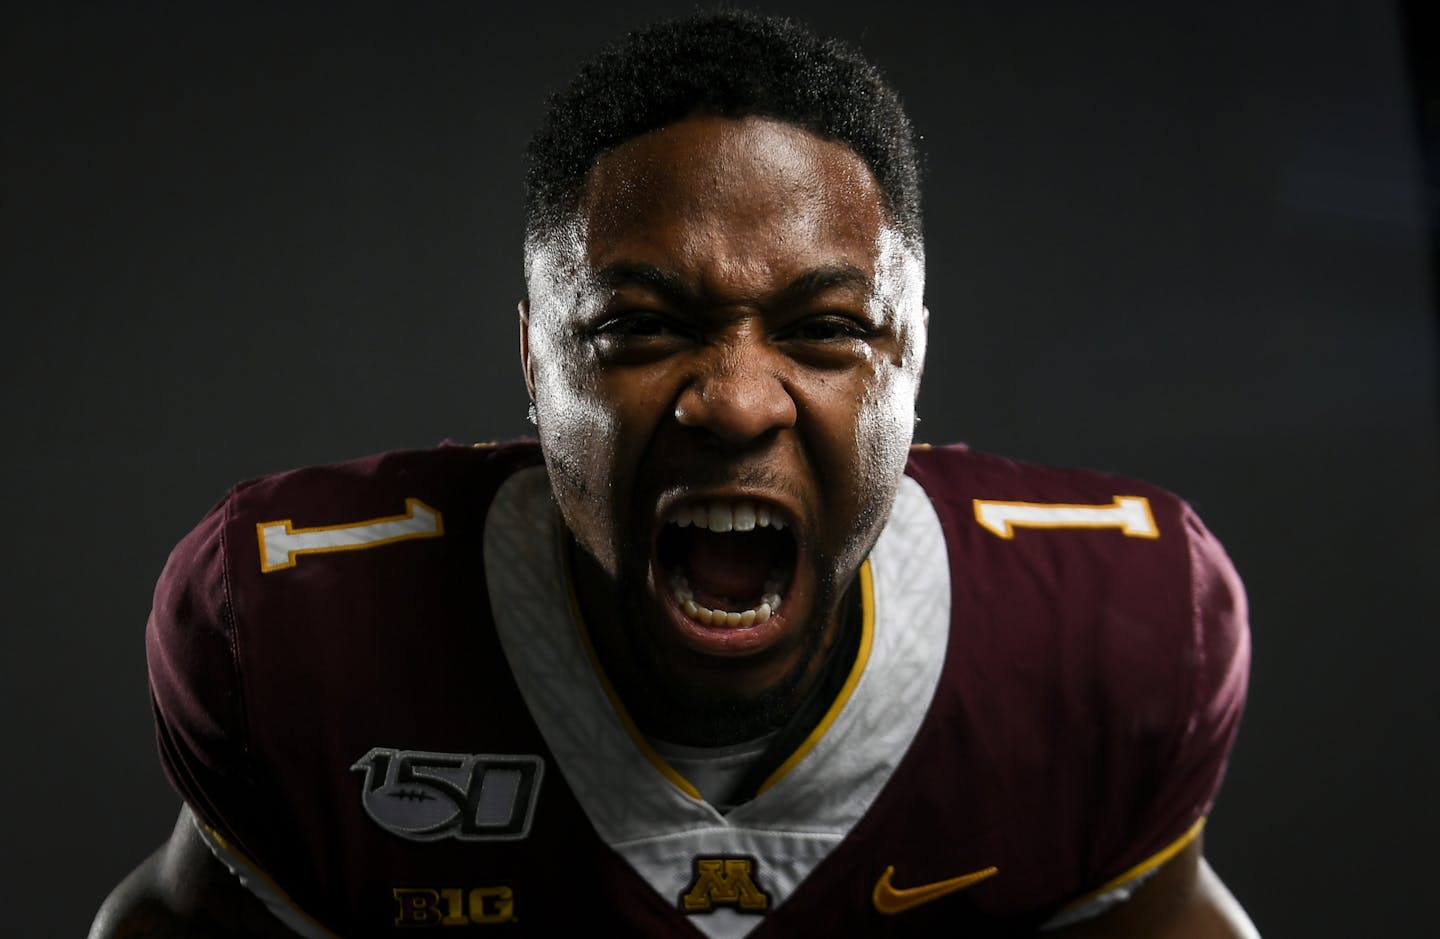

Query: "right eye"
(588, 312), (695, 363)
(595, 312), (681, 338)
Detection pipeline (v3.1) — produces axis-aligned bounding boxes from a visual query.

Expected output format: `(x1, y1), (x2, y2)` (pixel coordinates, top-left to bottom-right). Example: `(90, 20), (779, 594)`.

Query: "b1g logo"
(393, 886), (516, 927)
(352, 748), (544, 841)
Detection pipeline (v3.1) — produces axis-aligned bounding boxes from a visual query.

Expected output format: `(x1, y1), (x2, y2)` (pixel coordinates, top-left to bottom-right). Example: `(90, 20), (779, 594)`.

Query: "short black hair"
(523, 10), (923, 261)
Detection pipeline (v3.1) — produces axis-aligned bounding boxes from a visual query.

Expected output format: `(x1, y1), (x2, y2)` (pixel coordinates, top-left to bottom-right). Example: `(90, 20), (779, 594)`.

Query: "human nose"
(673, 344), (797, 444)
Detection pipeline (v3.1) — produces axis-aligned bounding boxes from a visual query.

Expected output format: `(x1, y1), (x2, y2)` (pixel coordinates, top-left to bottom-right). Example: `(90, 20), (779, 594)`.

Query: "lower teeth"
(670, 570), (785, 628)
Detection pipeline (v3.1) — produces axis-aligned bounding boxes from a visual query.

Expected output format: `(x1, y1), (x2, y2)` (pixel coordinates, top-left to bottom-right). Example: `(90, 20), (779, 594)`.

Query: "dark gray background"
(4, 2), (1436, 936)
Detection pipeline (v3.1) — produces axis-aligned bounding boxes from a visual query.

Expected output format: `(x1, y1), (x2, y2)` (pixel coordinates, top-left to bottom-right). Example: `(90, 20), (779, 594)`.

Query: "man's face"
(523, 115), (926, 733)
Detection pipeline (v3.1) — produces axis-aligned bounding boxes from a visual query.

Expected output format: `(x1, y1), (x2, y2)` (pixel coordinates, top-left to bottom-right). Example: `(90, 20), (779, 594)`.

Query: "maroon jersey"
(146, 441), (1248, 937)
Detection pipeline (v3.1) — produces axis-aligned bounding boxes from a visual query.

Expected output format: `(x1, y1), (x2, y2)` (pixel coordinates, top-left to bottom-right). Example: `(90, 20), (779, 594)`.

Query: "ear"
(914, 304), (930, 386)
(518, 299), (536, 402)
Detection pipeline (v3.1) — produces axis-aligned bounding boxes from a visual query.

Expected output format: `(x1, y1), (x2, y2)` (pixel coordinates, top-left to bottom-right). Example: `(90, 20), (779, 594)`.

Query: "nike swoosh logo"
(872, 864), (999, 914)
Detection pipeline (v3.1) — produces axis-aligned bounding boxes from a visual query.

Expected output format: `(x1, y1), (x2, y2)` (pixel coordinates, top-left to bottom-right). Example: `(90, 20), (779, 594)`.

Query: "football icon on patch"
(351, 747), (544, 842)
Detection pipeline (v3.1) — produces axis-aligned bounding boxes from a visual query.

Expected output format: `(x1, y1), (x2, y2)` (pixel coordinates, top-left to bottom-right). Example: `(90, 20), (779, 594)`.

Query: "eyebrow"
(772, 264), (873, 306)
(593, 262), (696, 305)
(592, 261), (874, 308)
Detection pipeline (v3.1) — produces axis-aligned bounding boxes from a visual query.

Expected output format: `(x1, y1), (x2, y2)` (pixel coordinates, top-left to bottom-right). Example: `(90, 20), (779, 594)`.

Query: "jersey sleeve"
(146, 486), (369, 937)
(145, 487), (272, 860)
(1058, 503), (1251, 922)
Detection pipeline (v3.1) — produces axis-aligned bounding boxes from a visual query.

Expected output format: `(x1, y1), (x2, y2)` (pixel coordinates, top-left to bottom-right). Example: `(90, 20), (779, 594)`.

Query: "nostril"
(674, 371), (797, 442)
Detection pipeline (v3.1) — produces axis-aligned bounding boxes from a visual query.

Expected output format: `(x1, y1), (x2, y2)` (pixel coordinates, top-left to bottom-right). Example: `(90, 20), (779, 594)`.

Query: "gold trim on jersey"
(755, 560), (875, 796)
(193, 815), (342, 938)
(1062, 816), (1206, 910)
(562, 540), (704, 801)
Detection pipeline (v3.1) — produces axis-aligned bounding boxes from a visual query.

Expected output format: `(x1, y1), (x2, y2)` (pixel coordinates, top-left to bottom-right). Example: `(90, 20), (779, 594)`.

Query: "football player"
(92, 11), (1257, 938)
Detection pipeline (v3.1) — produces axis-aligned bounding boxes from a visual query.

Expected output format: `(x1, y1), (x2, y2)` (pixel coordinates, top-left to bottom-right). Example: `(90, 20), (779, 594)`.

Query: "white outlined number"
(256, 498), (443, 572)
(973, 496), (1158, 540)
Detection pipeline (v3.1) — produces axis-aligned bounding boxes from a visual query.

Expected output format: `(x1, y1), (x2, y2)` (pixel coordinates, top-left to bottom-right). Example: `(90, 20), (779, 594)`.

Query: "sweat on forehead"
(580, 117), (888, 263)
(522, 10), (924, 269)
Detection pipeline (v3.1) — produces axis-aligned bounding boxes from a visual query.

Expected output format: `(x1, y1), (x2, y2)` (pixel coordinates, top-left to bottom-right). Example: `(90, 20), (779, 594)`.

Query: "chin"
(623, 575), (838, 745)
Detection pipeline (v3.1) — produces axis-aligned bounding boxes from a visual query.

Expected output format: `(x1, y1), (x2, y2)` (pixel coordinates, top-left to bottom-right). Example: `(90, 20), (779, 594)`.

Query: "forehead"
(577, 115), (889, 293)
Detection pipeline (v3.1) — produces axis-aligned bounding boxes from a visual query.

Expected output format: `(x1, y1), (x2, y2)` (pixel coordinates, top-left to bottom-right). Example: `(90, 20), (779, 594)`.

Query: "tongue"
(684, 529), (773, 604)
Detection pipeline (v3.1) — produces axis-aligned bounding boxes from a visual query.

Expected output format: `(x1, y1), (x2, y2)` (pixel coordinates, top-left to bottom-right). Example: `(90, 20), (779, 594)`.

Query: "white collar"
(485, 468), (951, 938)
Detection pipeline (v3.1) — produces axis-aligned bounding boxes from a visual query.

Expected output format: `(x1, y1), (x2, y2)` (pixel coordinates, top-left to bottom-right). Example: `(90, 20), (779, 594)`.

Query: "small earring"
(526, 402), (538, 426)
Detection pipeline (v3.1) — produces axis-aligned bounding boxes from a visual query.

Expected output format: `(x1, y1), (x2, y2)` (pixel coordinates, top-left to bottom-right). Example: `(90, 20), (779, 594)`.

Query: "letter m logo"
(679, 857), (770, 914)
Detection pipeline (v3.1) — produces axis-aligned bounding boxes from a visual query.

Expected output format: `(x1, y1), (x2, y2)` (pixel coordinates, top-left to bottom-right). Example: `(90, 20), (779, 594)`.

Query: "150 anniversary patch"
(352, 748), (544, 841)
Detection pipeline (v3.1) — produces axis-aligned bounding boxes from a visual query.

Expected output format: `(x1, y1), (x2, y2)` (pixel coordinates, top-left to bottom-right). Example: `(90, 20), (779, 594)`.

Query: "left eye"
(784, 317), (869, 342)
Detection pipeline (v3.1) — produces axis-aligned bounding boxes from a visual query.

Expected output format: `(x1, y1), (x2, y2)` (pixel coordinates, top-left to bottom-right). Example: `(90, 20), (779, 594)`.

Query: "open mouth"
(656, 499), (798, 630)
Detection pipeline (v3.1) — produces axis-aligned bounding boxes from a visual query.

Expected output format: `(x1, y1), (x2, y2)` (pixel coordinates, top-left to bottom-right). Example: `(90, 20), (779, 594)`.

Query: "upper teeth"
(668, 500), (786, 532)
